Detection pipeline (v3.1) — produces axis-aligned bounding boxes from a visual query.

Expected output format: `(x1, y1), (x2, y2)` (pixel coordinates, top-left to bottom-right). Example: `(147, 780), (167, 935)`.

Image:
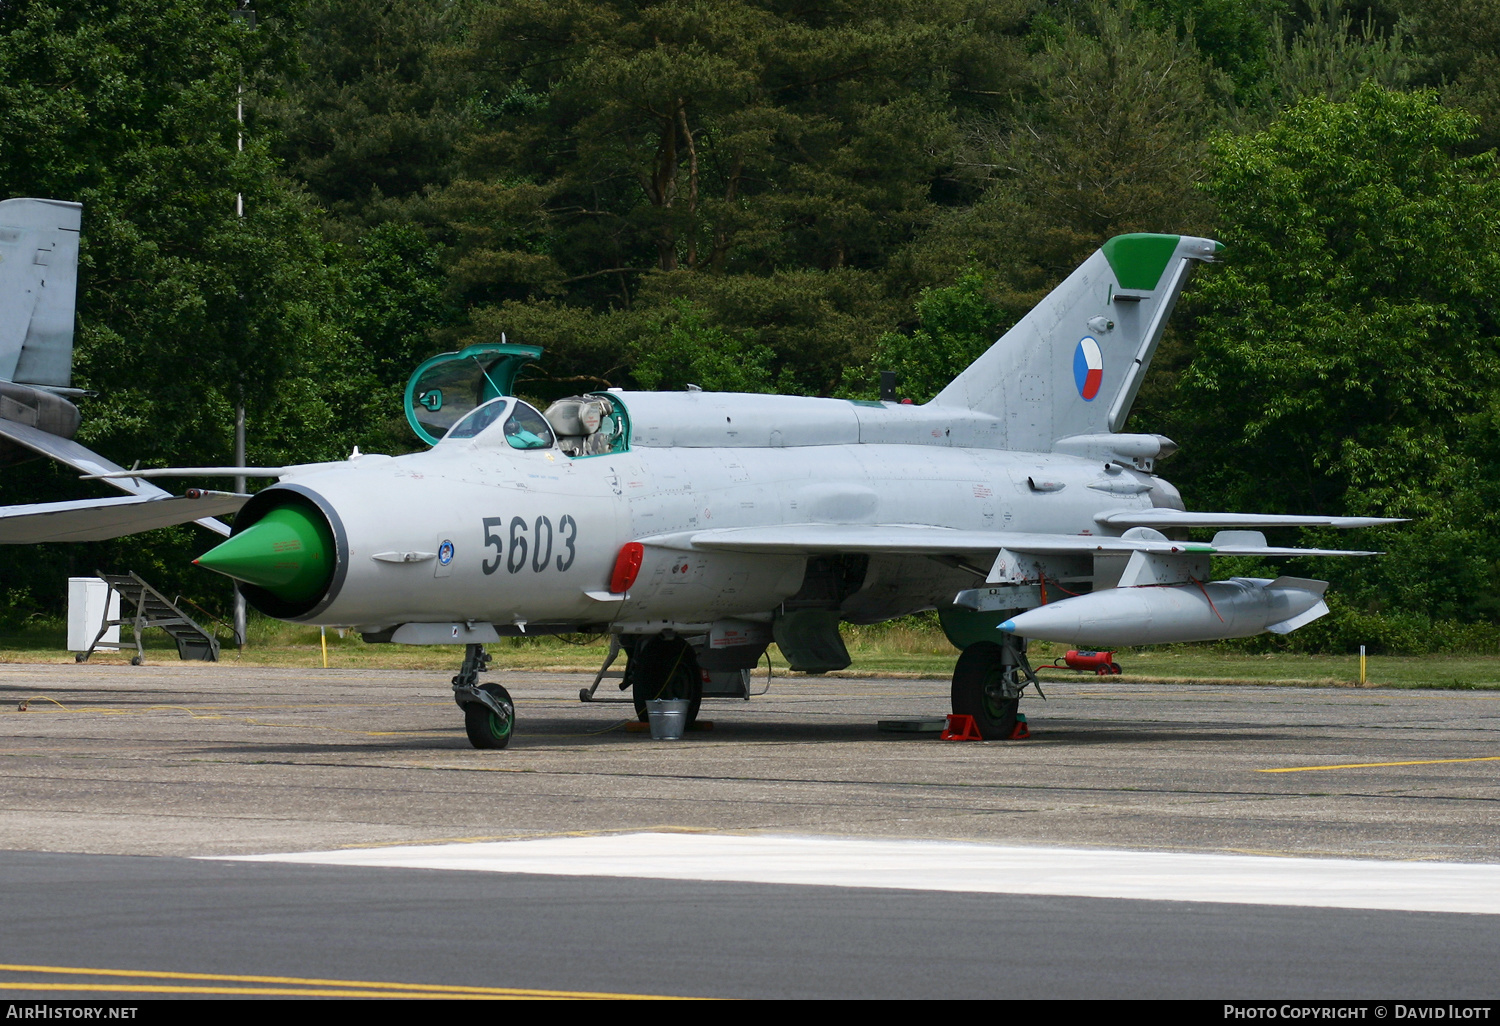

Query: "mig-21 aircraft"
(102, 233), (1397, 746)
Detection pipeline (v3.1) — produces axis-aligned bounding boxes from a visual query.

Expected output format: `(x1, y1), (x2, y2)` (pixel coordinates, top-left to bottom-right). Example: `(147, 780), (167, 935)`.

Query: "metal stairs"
(76, 571), (222, 664)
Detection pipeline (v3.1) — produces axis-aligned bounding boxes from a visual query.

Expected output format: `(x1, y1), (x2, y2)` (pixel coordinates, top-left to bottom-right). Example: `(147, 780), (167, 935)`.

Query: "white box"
(67, 577), (120, 652)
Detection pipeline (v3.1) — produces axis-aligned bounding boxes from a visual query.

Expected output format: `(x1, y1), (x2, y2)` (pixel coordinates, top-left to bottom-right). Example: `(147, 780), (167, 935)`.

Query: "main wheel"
(630, 636), (702, 727)
(951, 641), (1020, 740)
(464, 682), (514, 749)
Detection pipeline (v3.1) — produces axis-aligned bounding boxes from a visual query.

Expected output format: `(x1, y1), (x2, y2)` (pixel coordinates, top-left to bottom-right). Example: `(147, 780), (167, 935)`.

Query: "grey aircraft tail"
(928, 233), (1219, 452)
(0, 197), (81, 389)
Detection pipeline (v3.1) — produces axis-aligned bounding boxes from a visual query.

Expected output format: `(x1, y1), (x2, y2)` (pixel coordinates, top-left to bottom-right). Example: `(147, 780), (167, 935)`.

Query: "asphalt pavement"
(1, 661), (1496, 999)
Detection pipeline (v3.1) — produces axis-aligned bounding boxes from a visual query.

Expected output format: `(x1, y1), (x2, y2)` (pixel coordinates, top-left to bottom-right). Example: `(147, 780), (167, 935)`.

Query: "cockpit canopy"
(404, 341), (543, 445)
(403, 339), (633, 456)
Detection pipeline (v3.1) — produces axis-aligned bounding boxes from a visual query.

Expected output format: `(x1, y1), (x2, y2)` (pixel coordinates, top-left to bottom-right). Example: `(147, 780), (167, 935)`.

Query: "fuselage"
(249, 427), (1173, 631)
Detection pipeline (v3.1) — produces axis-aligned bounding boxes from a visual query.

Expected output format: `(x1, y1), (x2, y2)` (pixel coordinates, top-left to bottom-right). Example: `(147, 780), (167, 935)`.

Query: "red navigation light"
(609, 542), (645, 594)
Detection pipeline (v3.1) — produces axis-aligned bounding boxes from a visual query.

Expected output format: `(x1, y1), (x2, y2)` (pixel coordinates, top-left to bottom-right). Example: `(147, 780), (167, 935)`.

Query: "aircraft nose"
(194, 503), (334, 603)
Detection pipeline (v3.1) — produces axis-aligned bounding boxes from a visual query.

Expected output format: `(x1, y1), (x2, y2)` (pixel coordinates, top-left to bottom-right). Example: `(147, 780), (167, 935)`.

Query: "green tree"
(905, 1), (1220, 304)
(630, 300), (775, 393)
(1399, 0), (1500, 153)
(424, 0), (1029, 396)
(1254, 0), (1412, 115)
(0, 0), (348, 614)
(840, 268), (1006, 403)
(265, 0), (478, 232)
(1135, 0), (1289, 105)
(1171, 84), (1500, 618)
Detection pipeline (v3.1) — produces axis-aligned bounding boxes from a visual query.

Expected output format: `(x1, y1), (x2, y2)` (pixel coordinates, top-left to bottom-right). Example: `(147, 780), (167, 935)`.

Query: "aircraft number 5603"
(481, 515), (578, 575)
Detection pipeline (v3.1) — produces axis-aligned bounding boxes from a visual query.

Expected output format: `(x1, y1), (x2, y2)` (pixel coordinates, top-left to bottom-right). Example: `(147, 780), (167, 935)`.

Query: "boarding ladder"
(76, 572), (222, 664)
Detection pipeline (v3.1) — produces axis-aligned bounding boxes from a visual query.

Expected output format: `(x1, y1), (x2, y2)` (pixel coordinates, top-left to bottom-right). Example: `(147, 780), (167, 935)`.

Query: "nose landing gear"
(453, 643), (514, 749)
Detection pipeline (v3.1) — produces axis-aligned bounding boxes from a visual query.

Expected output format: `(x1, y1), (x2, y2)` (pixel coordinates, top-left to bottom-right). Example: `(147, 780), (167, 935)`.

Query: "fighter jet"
(0, 198), (242, 543)
(114, 233), (1396, 746)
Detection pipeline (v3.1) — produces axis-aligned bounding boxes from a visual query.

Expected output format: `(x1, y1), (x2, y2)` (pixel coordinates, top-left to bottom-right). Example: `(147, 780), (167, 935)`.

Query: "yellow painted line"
(1258, 756), (1500, 773)
(1408, 692), (1500, 699)
(12, 700), (222, 718)
(240, 719), (447, 736)
(0, 963), (686, 1000)
(0, 982), (512, 998)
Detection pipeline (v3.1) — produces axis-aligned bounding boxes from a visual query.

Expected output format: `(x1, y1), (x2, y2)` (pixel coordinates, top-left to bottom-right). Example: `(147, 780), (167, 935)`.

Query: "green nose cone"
(195, 504), (334, 603)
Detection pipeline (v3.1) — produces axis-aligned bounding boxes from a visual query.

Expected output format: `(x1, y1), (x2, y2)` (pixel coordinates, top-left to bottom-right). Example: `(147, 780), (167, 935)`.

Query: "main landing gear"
(950, 637), (1041, 740)
(453, 643), (514, 749)
(627, 635), (703, 729)
(577, 632), (715, 728)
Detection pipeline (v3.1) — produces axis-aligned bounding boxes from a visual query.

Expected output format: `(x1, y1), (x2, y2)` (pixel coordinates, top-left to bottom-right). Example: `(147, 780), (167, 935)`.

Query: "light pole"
(231, 4), (255, 649)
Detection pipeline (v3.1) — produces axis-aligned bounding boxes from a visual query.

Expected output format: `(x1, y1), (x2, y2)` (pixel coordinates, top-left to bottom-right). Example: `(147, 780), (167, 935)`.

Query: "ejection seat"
(543, 395), (627, 457)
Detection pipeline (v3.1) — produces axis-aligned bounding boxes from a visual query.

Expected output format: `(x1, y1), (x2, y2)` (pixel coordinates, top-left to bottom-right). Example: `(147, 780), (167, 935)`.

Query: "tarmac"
(1, 660), (1497, 999)
(1, 660), (1496, 860)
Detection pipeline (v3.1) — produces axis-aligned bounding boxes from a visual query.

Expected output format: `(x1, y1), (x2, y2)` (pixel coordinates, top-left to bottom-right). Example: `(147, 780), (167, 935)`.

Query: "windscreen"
(443, 398), (509, 441)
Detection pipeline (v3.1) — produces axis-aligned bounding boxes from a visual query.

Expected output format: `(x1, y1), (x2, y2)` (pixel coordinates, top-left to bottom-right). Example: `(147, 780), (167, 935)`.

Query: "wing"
(1095, 510), (1405, 530)
(0, 491), (246, 544)
(652, 522), (1381, 558)
(79, 466), (293, 481)
(0, 418), (234, 536)
(0, 418), (167, 497)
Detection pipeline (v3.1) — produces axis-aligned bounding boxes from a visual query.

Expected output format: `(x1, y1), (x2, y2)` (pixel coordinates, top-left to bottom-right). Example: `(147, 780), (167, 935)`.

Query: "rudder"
(0, 197), (83, 387)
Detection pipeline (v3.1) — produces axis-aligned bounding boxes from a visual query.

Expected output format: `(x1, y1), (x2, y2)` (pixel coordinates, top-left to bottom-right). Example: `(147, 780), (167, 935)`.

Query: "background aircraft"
(0, 198), (242, 544)
(115, 232), (1395, 747)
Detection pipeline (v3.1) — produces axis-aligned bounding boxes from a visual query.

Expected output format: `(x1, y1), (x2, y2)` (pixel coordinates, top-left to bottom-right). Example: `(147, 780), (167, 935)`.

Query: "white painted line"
(212, 833), (1500, 916)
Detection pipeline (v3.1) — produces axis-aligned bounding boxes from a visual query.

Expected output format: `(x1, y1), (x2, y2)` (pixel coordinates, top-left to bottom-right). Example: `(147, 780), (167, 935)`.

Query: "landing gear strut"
(951, 637), (1040, 740)
(452, 643), (514, 749)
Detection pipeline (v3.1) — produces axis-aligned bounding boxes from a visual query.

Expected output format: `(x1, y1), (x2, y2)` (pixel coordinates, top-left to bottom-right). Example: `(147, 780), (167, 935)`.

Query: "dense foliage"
(3, 0), (1499, 652)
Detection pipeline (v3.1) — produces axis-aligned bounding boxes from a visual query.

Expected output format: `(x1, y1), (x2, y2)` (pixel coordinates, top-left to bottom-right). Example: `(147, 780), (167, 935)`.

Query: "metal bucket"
(646, 698), (691, 740)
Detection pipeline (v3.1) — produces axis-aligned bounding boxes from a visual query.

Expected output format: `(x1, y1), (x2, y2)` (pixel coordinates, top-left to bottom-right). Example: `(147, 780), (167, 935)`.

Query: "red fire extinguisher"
(1063, 650), (1122, 675)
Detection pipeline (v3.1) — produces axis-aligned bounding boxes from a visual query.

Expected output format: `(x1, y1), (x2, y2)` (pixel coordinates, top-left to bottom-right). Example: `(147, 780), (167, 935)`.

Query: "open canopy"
(403, 342), (543, 445)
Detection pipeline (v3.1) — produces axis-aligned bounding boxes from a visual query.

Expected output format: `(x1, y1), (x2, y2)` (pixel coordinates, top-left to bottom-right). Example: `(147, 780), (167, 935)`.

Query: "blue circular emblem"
(438, 540), (455, 565)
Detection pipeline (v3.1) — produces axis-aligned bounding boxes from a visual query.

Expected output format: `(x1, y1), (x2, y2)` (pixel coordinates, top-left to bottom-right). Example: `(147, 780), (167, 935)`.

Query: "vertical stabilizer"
(0, 198), (82, 387)
(928, 234), (1218, 450)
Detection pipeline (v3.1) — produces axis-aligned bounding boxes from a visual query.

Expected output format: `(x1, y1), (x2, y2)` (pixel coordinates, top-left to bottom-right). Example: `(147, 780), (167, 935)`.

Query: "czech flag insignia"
(1073, 336), (1103, 401)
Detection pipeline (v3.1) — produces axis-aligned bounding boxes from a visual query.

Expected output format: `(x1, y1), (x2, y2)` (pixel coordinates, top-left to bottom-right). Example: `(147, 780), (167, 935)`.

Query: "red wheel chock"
(942, 713), (1031, 741)
(942, 714), (984, 741)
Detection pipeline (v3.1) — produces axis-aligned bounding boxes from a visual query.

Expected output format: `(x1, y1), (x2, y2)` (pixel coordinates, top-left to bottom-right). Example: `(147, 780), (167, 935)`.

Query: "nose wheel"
(463, 682), (514, 749)
(452, 643), (515, 749)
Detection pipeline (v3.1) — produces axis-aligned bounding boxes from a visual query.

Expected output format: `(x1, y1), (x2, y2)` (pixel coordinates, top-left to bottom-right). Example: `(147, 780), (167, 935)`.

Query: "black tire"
(630, 636), (702, 727)
(950, 641), (1020, 740)
(464, 682), (514, 750)
(130, 656), (142, 666)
